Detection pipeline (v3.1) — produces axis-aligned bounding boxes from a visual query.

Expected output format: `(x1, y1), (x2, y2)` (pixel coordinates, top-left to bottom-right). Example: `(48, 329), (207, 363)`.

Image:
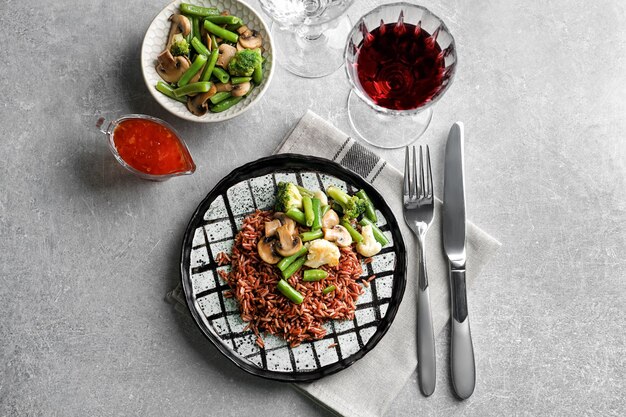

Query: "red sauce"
(113, 118), (195, 176)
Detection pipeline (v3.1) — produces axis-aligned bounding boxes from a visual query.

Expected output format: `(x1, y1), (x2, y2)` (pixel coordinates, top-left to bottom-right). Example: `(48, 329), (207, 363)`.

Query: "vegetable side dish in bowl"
(141, 0), (274, 122)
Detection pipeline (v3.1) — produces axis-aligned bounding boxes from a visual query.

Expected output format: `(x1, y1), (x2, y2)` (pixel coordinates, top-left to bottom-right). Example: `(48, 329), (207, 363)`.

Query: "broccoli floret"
(170, 34), (190, 56)
(326, 186), (366, 220)
(228, 49), (262, 77)
(275, 182), (303, 212)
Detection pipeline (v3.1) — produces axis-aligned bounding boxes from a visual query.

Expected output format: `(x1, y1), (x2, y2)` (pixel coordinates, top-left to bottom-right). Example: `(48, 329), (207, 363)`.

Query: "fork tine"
(425, 145), (433, 198)
(403, 146), (410, 198)
(419, 146), (425, 198)
(412, 146), (419, 199)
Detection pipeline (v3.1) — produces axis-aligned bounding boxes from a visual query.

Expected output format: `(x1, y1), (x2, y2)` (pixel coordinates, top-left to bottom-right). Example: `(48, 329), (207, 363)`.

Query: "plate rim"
(180, 153), (407, 382)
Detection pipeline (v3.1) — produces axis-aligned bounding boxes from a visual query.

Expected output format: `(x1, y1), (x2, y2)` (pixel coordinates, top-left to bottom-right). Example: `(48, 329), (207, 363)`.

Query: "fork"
(403, 145), (436, 397)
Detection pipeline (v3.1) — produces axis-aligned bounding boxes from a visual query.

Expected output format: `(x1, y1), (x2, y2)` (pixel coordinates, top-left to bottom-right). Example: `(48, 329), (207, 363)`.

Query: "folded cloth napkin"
(167, 110), (501, 417)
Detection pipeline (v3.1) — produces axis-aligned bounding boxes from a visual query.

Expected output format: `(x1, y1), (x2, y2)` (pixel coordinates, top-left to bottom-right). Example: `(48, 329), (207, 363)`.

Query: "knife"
(443, 122), (476, 400)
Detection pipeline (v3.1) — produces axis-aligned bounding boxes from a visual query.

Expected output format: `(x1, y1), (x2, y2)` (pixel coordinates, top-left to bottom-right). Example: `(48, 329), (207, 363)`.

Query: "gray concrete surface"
(1, 0), (625, 416)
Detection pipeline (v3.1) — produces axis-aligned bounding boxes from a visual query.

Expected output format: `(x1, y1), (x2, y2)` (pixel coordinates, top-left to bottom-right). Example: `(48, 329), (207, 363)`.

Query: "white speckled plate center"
(181, 155), (406, 381)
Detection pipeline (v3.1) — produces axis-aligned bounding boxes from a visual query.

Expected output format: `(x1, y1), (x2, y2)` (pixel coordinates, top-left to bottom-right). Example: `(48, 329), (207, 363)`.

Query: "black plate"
(180, 154), (406, 382)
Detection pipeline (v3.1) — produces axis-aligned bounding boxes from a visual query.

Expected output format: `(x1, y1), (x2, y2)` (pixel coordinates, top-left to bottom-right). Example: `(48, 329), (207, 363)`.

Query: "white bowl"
(141, 0), (275, 122)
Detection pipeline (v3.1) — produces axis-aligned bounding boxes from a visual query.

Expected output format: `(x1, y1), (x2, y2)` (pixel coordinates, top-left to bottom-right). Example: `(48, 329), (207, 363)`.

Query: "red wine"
(356, 22), (445, 111)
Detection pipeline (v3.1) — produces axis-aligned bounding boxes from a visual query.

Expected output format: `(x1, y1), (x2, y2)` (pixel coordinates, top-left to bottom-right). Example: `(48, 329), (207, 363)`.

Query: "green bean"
(226, 22), (243, 32)
(177, 54), (208, 88)
(204, 15), (243, 25)
(200, 35), (219, 82)
(209, 91), (231, 104)
(359, 217), (389, 246)
(212, 66), (230, 83)
(281, 256), (307, 280)
(322, 285), (336, 295)
(180, 3), (219, 17)
(192, 16), (201, 41)
(203, 20), (239, 43)
(321, 204), (330, 216)
(300, 230), (323, 242)
(311, 198), (322, 231)
(155, 81), (187, 103)
(191, 37), (210, 56)
(303, 269), (327, 282)
(295, 185), (314, 197)
(277, 246), (308, 272)
(277, 279), (304, 304)
(285, 208), (306, 225)
(340, 220), (364, 243)
(209, 95), (243, 112)
(231, 76), (252, 84)
(252, 59), (263, 84)
(356, 189), (377, 222)
(173, 81), (212, 97)
(303, 196), (314, 227)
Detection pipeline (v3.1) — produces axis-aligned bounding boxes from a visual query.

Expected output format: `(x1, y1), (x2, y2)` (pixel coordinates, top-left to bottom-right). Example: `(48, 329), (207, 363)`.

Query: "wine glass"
(345, 3), (457, 148)
(259, 0), (354, 78)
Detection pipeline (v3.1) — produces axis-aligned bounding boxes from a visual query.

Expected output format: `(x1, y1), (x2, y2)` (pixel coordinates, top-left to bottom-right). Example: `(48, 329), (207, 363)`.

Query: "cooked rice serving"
(222, 210), (365, 347)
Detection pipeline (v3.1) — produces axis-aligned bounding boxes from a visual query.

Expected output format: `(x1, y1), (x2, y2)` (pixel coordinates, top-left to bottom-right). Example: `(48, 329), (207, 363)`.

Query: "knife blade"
(443, 122), (476, 400)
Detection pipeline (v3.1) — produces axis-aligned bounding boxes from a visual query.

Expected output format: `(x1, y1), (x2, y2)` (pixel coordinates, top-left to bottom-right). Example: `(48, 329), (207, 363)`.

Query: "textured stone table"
(1, 0), (624, 416)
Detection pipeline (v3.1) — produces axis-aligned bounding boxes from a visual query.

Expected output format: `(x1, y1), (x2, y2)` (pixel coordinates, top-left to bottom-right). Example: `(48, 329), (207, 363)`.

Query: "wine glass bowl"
(259, 0), (355, 78)
(260, 0), (352, 27)
(344, 3), (457, 148)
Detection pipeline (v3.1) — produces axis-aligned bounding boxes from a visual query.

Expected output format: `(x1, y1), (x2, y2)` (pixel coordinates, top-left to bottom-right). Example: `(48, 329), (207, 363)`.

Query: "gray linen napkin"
(168, 110), (501, 417)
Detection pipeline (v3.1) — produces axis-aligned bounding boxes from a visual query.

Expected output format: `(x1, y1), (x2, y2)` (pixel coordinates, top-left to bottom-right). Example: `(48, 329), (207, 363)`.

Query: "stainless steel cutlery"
(403, 145), (436, 397)
(405, 122), (476, 399)
(443, 122), (476, 399)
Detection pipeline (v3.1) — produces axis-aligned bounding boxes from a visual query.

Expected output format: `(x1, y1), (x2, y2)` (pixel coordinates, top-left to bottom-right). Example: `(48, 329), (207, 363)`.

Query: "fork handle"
(449, 268), (476, 400)
(418, 285), (436, 396)
(417, 244), (436, 396)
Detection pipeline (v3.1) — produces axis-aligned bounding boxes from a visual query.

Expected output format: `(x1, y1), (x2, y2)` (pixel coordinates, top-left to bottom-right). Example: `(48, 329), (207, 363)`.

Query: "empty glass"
(260, 0), (354, 78)
(345, 3), (457, 148)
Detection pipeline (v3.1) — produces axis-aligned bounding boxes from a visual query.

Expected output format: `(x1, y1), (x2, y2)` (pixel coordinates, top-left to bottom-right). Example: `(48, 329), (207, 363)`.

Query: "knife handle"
(417, 242), (436, 396)
(449, 269), (475, 399)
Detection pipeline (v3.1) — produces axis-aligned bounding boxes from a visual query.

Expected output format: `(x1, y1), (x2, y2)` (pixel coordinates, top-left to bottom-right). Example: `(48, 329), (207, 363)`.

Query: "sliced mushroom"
(321, 209), (340, 229)
(264, 219), (282, 237)
(236, 42), (246, 52)
(231, 81), (251, 97)
(273, 212), (296, 234)
(216, 44), (237, 68)
(275, 225), (303, 257)
(155, 49), (190, 83)
(323, 225), (352, 247)
(186, 84), (218, 116)
(215, 82), (233, 92)
(239, 29), (262, 49)
(257, 237), (281, 264)
(166, 14), (191, 49)
(237, 25), (250, 35)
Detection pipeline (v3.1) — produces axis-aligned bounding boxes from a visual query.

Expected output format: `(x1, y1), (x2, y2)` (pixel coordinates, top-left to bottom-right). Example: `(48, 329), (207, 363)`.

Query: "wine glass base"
(347, 90), (433, 149)
(271, 15), (352, 78)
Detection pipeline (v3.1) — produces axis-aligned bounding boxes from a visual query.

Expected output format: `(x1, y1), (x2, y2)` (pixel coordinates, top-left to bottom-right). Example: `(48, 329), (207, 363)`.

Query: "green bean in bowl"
(141, 1), (273, 121)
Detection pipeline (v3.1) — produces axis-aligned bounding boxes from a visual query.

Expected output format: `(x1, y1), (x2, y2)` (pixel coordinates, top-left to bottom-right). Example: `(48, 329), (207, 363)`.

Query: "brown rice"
(222, 210), (365, 348)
